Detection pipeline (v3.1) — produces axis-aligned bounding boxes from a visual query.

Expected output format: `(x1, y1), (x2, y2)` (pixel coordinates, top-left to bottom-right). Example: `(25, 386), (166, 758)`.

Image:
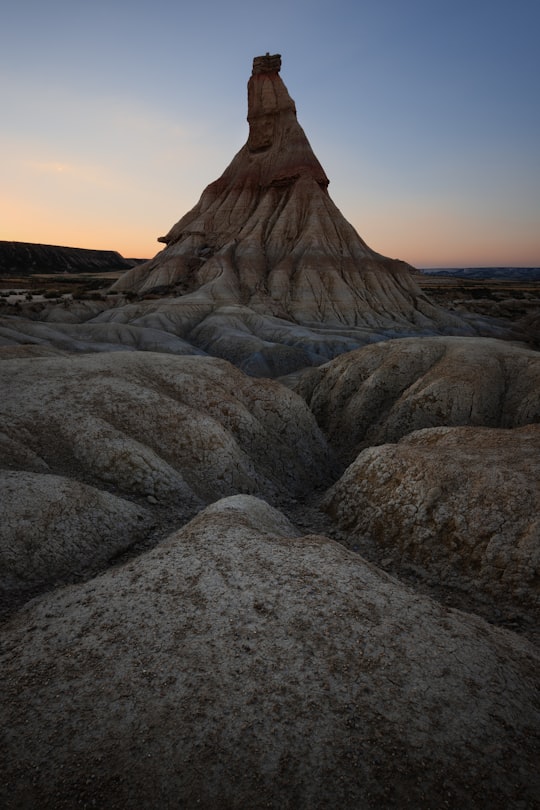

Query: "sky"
(1, 0), (539, 268)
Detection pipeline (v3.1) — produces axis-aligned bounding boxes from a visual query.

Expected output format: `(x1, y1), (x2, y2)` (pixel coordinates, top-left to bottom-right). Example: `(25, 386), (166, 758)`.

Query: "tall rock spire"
(112, 55), (463, 333)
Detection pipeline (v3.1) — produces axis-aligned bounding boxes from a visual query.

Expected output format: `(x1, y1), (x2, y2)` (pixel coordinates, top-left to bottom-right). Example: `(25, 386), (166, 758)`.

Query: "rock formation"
(111, 54), (468, 334)
(2, 495), (538, 808)
(324, 424), (540, 610)
(0, 350), (333, 608)
(0, 58), (522, 374)
(294, 336), (540, 465)
(0, 351), (331, 503)
(1, 470), (153, 603)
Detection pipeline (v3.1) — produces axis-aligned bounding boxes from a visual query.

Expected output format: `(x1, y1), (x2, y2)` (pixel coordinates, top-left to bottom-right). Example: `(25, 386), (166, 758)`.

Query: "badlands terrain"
(1, 54), (539, 808)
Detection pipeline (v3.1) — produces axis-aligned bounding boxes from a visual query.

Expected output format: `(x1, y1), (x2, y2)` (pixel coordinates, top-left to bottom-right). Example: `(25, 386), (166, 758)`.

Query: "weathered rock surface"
(0, 293), (512, 378)
(0, 351), (332, 505)
(0, 470), (152, 604)
(295, 336), (540, 465)
(1, 496), (538, 809)
(0, 350), (335, 609)
(324, 425), (540, 611)
(0, 308), (208, 357)
(1, 52), (537, 809)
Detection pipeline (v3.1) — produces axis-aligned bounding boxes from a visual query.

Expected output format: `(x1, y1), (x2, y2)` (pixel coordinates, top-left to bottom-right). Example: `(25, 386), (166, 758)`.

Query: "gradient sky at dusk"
(1, 0), (539, 267)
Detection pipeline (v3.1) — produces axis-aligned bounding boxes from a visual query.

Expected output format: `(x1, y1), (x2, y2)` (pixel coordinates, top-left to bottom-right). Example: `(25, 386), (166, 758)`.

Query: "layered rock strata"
(111, 55), (470, 337)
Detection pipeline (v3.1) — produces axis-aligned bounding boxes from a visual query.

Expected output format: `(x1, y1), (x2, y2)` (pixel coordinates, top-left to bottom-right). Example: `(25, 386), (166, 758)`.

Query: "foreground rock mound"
(112, 54), (471, 335)
(325, 425), (540, 612)
(2, 496), (538, 809)
(296, 336), (540, 464)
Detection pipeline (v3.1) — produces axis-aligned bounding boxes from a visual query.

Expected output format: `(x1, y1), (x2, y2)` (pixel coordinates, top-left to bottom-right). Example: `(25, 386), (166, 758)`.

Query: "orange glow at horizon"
(2, 145), (539, 267)
(3, 205), (540, 268)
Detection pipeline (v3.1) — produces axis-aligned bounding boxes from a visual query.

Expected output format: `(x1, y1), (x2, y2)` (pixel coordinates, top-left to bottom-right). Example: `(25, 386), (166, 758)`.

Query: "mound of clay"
(0, 313), (207, 356)
(324, 425), (540, 611)
(295, 336), (540, 464)
(1, 496), (538, 808)
(0, 301), (371, 376)
(0, 351), (332, 505)
(0, 470), (152, 606)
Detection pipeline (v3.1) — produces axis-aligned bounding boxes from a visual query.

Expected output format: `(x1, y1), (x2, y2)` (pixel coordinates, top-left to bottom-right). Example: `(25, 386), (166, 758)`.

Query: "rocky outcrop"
(295, 336), (540, 465)
(1, 495), (538, 809)
(111, 55), (471, 337)
(324, 425), (540, 611)
(0, 241), (135, 275)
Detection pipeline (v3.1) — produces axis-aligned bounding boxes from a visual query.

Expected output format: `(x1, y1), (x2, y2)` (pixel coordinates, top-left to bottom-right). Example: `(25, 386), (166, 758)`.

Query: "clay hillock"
(291, 335), (540, 623)
(0, 240), (136, 276)
(1, 336), (539, 806)
(294, 336), (540, 465)
(324, 424), (540, 612)
(2, 495), (538, 809)
(0, 350), (333, 609)
(1, 470), (153, 604)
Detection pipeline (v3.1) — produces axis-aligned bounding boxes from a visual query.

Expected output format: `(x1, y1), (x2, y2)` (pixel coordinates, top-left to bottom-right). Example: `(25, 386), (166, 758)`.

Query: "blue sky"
(1, 0), (539, 266)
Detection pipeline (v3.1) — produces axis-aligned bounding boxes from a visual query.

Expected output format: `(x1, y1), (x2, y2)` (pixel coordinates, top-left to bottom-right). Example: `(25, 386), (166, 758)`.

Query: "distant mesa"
(111, 54), (466, 334)
(421, 266), (540, 281)
(0, 241), (139, 276)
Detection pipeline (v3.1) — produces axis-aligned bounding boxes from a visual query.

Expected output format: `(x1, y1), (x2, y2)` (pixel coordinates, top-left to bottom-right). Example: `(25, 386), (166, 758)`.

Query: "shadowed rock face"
(0, 471), (153, 601)
(111, 55), (467, 335)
